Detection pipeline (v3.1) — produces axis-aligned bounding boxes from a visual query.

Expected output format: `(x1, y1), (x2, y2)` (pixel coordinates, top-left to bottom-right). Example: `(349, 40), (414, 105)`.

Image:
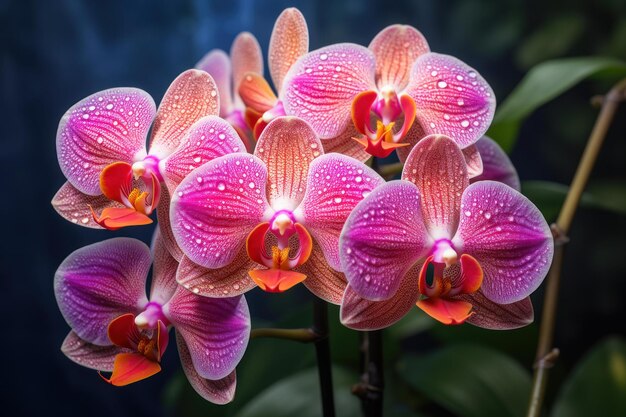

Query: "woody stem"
(526, 77), (626, 417)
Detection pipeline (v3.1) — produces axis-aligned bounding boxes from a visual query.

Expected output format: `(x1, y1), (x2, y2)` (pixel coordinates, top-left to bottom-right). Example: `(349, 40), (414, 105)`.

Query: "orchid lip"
(372, 88), (402, 125)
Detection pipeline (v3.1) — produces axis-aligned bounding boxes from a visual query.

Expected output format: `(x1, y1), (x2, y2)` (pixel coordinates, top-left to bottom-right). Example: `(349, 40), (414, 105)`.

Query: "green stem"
(526, 78), (626, 417)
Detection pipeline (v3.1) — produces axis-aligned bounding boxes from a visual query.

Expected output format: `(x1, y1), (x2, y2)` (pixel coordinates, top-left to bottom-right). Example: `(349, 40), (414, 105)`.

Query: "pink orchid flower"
(55, 235), (250, 404)
(196, 31), (264, 151)
(339, 134), (553, 330)
(235, 8), (309, 140)
(472, 135), (521, 190)
(52, 69), (245, 230)
(170, 116), (384, 304)
(282, 25), (495, 162)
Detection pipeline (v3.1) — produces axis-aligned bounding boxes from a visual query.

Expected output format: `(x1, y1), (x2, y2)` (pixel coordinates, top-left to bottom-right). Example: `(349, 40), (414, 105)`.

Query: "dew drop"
(437, 81), (448, 88)
(461, 120), (470, 128)
(320, 53), (328, 61)
(217, 182), (226, 191)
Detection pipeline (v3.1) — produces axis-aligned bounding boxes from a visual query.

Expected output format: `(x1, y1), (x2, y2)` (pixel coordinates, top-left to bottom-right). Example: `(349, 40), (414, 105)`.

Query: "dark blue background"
(2, 0), (625, 416)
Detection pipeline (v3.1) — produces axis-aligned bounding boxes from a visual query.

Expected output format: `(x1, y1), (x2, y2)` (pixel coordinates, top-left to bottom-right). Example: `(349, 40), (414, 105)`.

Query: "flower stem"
(353, 330), (384, 417)
(313, 298), (336, 417)
(526, 78), (626, 417)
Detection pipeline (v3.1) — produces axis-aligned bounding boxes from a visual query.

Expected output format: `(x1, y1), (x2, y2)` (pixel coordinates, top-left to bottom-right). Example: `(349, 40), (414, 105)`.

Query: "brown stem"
(250, 327), (321, 343)
(526, 78), (626, 417)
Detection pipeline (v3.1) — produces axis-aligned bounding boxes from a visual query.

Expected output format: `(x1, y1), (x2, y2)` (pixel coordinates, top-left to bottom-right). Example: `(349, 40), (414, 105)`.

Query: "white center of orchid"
(272, 212), (294, 236)
(432, 239), (458, 268)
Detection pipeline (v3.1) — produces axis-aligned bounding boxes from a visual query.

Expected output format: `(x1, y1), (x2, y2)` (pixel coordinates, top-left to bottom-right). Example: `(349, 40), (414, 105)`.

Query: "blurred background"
(1, 0), (625, 416)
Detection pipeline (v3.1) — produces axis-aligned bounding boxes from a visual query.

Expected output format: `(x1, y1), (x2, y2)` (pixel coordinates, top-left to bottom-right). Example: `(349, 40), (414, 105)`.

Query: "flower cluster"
(51, 8), (553, 403)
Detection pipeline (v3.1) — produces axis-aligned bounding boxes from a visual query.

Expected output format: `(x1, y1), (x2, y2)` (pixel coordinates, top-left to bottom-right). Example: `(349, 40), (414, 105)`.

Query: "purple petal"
(196, 49), (233, 117)
(282, 43), (376, 139)
(269, 7), (309, 95)
(149, 230), (179, 305)
(458, 291), (534, 330)
(54, 238), (151, 345)
(165, 288), (250, 380)
(56, 88), (155, 195)
(176, 331), (237, 404)
(163, 115), (246, 193)
(170, 153), (270, 269)
(472, 136), (520, 191)
(255, 116), (322, 210)
(340, 262), (422, 330)
(452, 181), (553, 304)
(402, 134), (469, 239)
(61, 331), (120, 371)
(369, 24), (429, 91)
(296, 153), (385, 271)
(463, 144), (484, 179)
(339, 181), (431, 301)
(149, 69), (220, 158)
(297, 240), (348, 305)
(176, 249), (257, 298)
(156, 186), (184, 262)
(51, 181), (123, 229)
(405, 53), (496, 149)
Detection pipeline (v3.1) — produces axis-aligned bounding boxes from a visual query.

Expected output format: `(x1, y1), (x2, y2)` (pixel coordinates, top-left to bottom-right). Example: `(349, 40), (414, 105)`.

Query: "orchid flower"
(339, 134), (553, 330)
(52, 69), (247, 230)
(472, 135), (521, 190)
(236, 8), (308, 140)
(282, 25), (495, 162)
(55, 235), (250, 403)
(196, 31), (264, 151)
(170, 116), (384, 304)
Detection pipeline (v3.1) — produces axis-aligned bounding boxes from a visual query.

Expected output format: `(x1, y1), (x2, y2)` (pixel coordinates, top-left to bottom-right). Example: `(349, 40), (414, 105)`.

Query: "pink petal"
(149, 231), (179, 305)
(175, 331), (237, 404)
(166, 288), (250, 380)
(156, 186), (184, 262)
(51, 181), (123, 229)
(402, 134), (469, 239)
(321, 124), (372, 163)
(458, 291), (534, 330)
(405, 53), (496, 149)
(452, 181), (553, 304)
(338, 181), (431, 301)
(340, 262), (422, 330)
(255, 117), (322, 209)
(368, 24), (429, 91)
(61, 331), (120, 371)
(148, 69), (220, 158)
(282, 43), (376, 139)
(296, 153), (385, 271)
(269, 7), (309, 94)
(54, 238), (151, 345)
(472, 136), (520, 191)
(231, 32), (264, 102)
(170, 153), (270, 269)
(196, 49), (234, 117)
(463, 144), (484, 179)
(56, 88), (155, 195)
(395, 119), (426, 163)
(163, 115), (246, 193)
(297, 240), (348, 305)
(176, 249), (257, 298)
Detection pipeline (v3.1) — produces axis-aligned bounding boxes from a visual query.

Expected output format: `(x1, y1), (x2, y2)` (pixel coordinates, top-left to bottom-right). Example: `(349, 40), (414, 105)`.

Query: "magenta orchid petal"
(52, 181), (123, 229)
(402, 134), (469, 239)
(405, 53), (496, 149)
(61, 331), (120, 372)
(176, 249), (257, 298)
(255, 117), (322, 209)
(165, 288), (250, 380)
(473, 136), (520, 191)
(170, 153), (270, 269)
(297, 240), (348, 305)
(463, 144), (484, 179)
(458, 291), (534, 330)
(196, 49), (234, 117)
(176, 331), (237, 404)
(321, 124), (372, 163)
(396, 120), (427, 163)
(149, 231), (179, 305)
(163, 115), (246, 193)
(54, 238), (151, 345)
(340, 262), (422, 331)
(149, 69), (220, 159)
(269, 7), (309, 95)
(369, 24), (430, 91)
(282, 43), (376, 139)
(339, 181), (431, 301)
(156, 186), (184, 262)
(297, 153), (385, 271)
(56, 88), (155, 195)
(453, 181), (554, 304)
(231, 32), (264, 101)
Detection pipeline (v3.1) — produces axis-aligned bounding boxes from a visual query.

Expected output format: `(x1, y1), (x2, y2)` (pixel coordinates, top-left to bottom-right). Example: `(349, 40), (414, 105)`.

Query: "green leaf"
(551, 336), (626, 417)
(235, 367), (361, 417)
(488, 57), (626, 151)
(398, 344), (531, 417)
